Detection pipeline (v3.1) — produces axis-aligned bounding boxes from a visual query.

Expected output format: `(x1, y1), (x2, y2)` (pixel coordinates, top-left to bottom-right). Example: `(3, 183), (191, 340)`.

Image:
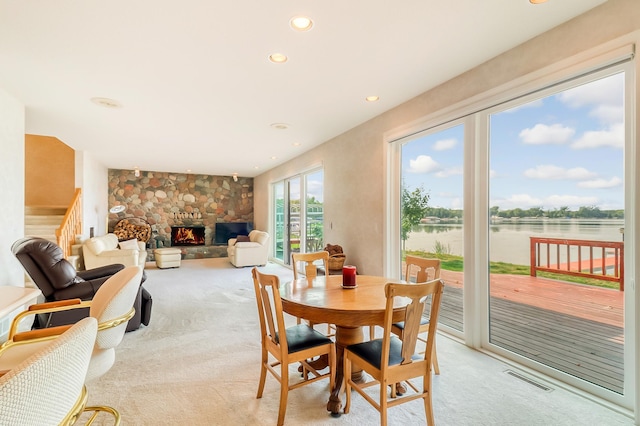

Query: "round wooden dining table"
(279, 274), (409, 417)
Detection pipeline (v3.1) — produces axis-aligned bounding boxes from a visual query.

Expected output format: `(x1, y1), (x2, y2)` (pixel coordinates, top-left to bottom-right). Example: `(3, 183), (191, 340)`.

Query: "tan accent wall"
(254, 0), (640, 276)
(25, 134), (75, 206)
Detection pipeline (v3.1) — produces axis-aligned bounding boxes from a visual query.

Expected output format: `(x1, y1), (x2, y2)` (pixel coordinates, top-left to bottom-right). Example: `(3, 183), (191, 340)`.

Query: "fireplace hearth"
(171, 226), (205, 246)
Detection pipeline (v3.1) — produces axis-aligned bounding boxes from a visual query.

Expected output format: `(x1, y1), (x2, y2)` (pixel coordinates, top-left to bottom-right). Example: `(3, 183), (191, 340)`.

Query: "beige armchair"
(83, 233), (147, 270)
(227, 230), (269, 267)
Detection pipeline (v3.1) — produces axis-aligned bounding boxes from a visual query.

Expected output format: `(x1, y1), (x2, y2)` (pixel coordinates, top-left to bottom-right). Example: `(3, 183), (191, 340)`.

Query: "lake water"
(405, 219), (625, 265)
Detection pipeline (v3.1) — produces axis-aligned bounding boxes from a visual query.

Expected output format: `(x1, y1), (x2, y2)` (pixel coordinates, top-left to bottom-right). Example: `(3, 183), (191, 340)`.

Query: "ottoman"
(154, 248), (182, 269)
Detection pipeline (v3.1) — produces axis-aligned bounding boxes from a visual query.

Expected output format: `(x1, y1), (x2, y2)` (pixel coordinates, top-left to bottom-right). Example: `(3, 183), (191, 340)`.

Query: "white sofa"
(227, 230), (269, 267)
(83, 233), (147, 270)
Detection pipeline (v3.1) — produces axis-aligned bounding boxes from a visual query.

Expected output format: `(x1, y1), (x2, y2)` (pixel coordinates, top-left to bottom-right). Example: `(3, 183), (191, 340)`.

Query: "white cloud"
(436, 191), (458, 198)
(523, 165), (596, 180)
(557, 74), (623, 110)
(406, 155), (442, 174)
(506, 194), (543, 206)
(433, 138), (457, 151)
(571, 122), (624, 149)
(489, 169), (498, 179)
(545, 194), (599, 208)
(577, 176), (623, 189)
(306, 179), (323, 201)
(491, 193), (600, 209)
(519, 123), (575, 145)
(449, 197), (463, 209)
(435, 166), (463, 178)
(590, 105), (624, 124)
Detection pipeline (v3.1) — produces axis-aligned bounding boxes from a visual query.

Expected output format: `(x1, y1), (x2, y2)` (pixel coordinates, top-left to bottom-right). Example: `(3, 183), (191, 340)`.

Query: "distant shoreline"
(408, 219), (625, 265)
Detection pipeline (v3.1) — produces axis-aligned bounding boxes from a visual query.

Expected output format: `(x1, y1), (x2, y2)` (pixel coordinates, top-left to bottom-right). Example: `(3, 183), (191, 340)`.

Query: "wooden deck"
(432, 270), (624, 394)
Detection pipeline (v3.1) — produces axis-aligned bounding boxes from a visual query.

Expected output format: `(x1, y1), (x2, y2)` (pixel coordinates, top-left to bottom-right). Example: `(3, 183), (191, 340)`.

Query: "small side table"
(0, 286), (42, 342)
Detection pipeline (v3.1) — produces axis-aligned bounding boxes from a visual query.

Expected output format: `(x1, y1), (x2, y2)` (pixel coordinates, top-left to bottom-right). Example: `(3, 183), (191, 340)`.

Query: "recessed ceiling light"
(254, 166), (260, 170)
(290, 16), (313, 32)
(186, 169), (192, 173)
(292, 142), (301, 147)
(268, 53), (288, 63)
(271, 156), (277, 160)
(365, 95), (380, 102)
(529, 0), (548, 3)
(91, 97), (122, 108)
(270, 123), (289, 130)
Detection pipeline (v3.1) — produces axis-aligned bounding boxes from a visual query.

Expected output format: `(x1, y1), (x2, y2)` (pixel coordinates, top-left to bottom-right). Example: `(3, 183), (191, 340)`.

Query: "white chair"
(0, 266), (143, 383)
(0, 317), (122, 425)
(227, 230), (269, 267)
(83, 233), (147, 270)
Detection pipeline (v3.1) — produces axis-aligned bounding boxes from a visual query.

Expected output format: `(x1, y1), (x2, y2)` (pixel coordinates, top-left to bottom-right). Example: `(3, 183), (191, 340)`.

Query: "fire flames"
(172, 227), (205, 245)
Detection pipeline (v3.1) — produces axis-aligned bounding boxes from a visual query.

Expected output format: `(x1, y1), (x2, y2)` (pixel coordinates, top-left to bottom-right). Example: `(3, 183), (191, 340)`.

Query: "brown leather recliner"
(11, 237), (152, 332)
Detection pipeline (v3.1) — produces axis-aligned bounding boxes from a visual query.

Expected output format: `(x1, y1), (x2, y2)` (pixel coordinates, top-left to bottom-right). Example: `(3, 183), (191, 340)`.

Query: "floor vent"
(505, 370), (553, 392)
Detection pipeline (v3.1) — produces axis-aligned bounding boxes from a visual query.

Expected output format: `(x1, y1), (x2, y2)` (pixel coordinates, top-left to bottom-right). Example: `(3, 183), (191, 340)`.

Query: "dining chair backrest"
(404, 255), (440, 283)
(251, 267), (336, 425)
(291, 251), (329, 280)
(382, 279), (444, 370)
(87, 265), (143, 381)
(252, 267), (288, 355)
(343, 278), (445, 425)
(0, 317), (98, 426)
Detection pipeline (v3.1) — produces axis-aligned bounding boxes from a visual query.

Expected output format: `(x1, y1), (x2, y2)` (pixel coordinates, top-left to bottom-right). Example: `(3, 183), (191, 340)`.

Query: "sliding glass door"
(400, 122), (465, 333)
(487, 71), (626, 394)
(389, 58), (633, 405)
(271, 168), (324, 265)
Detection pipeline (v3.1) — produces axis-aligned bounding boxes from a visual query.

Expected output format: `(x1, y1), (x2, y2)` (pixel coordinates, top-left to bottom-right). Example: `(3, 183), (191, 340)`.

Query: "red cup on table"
(342, 265), (357, 287)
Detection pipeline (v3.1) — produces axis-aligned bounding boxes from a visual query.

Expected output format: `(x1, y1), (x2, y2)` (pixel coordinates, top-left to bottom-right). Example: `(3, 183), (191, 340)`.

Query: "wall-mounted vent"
(505, 369), (553, 392)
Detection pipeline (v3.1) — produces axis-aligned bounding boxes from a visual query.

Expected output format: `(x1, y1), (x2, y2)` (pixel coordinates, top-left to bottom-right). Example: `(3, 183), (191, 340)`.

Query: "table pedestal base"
(327, 325), (366, 417)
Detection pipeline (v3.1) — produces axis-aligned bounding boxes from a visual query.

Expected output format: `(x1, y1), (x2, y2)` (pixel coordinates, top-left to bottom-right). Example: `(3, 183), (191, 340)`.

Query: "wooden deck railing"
(56, 188), (82, 258)
(530, 237), (624, 291)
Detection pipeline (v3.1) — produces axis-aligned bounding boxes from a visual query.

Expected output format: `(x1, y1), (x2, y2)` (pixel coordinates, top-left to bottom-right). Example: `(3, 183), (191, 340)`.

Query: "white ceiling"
(0, 0), (606, 177)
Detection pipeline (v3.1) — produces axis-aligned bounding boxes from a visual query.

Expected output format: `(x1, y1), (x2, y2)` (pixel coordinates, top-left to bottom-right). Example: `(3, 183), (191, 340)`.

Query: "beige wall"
(0, 88), (26, 287)
(25, 134), (75, 207)
(75, 150), (109, 238)
(254, 0), (640, 276)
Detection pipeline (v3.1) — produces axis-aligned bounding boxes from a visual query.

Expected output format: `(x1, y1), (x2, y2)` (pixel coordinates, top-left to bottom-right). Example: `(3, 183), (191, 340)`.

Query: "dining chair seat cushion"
(392, 317), (429, 330)
(346, 336), (421, 369)
(276, 324), (333, 354)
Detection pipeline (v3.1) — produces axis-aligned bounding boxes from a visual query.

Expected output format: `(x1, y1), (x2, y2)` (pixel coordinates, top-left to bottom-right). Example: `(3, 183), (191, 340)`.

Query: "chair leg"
(257, 351), (268, 398)
(369, 325), (376, 339)
(344, 355), (352, 414)
(277, 365), (289, 426)
(380, 381), (388, 426)
(423, 373), (435, 426)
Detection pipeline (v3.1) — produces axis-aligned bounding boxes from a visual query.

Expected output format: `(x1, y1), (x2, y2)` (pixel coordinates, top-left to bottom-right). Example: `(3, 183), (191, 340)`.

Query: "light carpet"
(83, 258), (633, 425)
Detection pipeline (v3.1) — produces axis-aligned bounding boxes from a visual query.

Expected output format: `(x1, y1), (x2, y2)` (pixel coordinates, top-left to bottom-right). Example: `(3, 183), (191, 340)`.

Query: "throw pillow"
(236, 235), (251, 243)
(119, 239), (140, 250)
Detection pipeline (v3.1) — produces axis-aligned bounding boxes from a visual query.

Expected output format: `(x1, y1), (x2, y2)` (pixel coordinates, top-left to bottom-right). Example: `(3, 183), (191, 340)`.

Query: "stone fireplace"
(107, 169), (254, 259)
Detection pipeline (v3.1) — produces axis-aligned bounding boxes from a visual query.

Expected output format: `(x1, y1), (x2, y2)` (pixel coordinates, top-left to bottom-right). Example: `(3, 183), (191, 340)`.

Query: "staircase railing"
(56, 188), (82, 258)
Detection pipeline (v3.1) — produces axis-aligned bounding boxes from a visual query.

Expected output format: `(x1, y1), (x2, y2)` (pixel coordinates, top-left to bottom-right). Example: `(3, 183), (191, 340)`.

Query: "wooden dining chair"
(344, 279), (444, 426)
(391, 255), (442, 375)
(251, 267), (336, 426)
(291, 251), (336, 336)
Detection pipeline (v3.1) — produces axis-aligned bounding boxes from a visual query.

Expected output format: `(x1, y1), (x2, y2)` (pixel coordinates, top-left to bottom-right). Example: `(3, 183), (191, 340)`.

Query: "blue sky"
(402, 72), (624, 212)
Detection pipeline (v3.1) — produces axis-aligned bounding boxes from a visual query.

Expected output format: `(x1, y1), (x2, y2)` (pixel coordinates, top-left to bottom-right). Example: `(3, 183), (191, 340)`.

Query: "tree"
(401, 185), (430, 251)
